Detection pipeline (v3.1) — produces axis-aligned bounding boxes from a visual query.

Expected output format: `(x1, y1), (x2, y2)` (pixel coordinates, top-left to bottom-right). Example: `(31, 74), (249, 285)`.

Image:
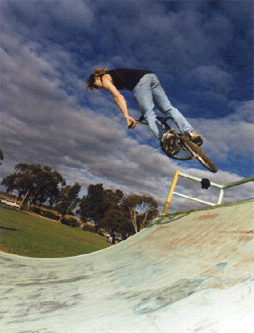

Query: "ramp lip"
(160, 198), (254, 217)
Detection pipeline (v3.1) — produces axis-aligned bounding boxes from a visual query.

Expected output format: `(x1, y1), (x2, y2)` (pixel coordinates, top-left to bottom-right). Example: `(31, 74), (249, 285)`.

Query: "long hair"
(87, 68), (109, 90)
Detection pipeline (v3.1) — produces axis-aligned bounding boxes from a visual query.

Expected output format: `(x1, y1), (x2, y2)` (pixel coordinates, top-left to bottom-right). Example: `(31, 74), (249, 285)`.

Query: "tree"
(78, 184), (104, 231)
(1, 173), (16, 193)
(1, 164), (65, 209)
(30, 165), (66, 207)
(103, 189), (124, 211)
(100, 207), (133, 238)
(55, 182), (81, 222)
(122, 194), (158, 233)
(78, 184), (124, 233)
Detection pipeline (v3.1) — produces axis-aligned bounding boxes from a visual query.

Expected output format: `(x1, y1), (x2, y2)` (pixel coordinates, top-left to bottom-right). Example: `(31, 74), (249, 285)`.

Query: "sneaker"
(188, 131), (203, 146)
(161, 131), (179, 155)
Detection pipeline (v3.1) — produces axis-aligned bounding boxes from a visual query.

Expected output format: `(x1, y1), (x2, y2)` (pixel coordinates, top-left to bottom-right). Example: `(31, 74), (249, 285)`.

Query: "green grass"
(0, 205), (112, 258)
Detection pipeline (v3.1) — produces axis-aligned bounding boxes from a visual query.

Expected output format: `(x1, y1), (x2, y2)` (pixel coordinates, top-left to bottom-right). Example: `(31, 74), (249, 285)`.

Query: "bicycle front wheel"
(180, 136), (218, 173)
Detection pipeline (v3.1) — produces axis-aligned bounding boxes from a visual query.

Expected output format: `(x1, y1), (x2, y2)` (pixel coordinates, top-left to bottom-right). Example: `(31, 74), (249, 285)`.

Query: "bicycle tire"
(180, 136), (218, 173)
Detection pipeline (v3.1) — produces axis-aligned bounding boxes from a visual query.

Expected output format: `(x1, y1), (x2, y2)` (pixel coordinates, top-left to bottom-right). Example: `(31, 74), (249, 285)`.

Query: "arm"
(101, 75), (138, 129)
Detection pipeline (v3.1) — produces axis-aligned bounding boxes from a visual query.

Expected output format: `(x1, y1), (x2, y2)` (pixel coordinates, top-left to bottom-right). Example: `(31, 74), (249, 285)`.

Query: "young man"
(87, 68), (202, 153)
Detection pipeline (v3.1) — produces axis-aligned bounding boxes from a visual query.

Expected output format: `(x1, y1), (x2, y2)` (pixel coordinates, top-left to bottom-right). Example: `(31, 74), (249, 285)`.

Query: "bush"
(61, 216), (80, 228)
(40, 209), (59, 221)
(30, 207), (41, 214)
(80, 222), (95, 232)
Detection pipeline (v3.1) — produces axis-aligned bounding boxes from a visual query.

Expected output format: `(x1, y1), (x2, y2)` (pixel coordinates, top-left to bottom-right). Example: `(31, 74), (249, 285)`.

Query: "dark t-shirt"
(108, 68), (153, 91)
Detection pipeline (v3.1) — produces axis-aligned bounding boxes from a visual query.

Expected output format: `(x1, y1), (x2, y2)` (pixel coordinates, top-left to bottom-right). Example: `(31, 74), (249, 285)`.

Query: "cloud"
(0, 32), (67, 114)
(1, 0), (94, 31)
(189, 65), (234, 90)
(190, 103), (254, 163)
(228, 100), (254, 123)
(50, 0), (94, 29)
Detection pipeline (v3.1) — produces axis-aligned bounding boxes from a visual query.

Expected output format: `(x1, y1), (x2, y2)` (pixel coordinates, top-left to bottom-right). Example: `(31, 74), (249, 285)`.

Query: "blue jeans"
(133, 74), (193, 140)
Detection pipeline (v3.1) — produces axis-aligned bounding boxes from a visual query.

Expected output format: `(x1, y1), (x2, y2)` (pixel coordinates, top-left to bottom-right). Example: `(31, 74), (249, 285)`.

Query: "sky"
(0, 0), (253, 212)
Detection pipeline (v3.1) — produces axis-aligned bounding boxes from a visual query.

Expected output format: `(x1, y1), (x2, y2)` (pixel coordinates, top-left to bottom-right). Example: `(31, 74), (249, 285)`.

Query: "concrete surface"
(1, 199), (254, 333)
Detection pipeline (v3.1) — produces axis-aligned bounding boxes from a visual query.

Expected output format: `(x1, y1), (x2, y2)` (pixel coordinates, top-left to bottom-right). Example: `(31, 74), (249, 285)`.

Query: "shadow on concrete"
(148, 211), (192, 227)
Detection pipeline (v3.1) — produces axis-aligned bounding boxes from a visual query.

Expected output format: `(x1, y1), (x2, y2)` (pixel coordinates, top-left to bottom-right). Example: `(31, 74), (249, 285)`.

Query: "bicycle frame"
(136, 115), (193, 160)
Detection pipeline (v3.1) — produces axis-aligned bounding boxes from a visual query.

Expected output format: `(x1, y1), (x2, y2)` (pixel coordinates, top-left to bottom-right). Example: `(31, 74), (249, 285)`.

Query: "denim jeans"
(133, 74), (193, 140)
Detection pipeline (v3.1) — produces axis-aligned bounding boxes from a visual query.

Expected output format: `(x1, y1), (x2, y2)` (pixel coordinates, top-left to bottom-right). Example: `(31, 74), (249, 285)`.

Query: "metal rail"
(163, 171), (254, 215)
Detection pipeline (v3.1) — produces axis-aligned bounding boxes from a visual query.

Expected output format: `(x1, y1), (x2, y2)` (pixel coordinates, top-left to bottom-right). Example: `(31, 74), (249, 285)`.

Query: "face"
(94, 77), (103, 89)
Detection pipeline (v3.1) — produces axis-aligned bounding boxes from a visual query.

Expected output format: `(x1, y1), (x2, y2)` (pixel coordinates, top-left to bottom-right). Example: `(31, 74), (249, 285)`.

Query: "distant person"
(87, 68), (202, 153)
(108, 230), (115, 244)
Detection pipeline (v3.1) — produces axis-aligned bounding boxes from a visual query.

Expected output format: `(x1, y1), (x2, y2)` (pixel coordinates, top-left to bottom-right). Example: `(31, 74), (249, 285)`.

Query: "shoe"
(160, 131), (179, 155)
(188, 131), (203, 146)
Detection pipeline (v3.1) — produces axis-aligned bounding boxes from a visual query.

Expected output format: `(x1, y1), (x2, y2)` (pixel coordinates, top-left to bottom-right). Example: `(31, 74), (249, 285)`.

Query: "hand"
(126, 116), (138, 129)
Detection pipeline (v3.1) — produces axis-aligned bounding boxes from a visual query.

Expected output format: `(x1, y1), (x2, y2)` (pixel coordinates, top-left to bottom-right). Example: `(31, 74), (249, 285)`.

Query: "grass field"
(0, 205), (112, 258)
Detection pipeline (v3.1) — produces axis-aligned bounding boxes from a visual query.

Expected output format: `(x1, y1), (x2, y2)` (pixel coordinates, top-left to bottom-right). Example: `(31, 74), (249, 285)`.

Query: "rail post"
(163, 169), (179, 215)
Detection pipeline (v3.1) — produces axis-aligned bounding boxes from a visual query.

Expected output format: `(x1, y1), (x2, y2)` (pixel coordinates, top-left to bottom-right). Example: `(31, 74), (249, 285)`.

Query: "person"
(87, 68), (202, 153)
(108, 230), (115, 244)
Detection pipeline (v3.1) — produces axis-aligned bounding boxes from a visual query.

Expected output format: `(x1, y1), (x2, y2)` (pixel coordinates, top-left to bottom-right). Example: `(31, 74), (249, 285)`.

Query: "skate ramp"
(1, 199), (254, 333)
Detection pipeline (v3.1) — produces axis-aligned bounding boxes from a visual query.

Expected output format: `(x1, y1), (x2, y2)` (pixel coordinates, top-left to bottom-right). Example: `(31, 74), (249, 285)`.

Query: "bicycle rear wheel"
(180, 136), (217, 173)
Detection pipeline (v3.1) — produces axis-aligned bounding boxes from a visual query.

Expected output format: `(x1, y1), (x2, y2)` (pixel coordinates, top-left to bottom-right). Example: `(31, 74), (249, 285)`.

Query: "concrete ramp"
(1, 199), (254, 333)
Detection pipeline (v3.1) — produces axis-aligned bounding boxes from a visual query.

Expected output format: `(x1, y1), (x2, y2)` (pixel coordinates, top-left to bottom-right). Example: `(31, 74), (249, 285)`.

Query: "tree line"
(1, 163), (158, 238)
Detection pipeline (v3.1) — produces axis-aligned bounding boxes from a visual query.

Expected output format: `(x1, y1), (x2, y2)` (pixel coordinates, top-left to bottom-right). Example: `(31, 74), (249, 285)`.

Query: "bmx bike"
(135, 115), (217, 173)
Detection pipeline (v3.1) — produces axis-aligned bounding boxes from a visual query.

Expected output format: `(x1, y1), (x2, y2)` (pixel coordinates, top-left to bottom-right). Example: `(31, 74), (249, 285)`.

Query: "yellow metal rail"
(163, 170), (254, 215)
